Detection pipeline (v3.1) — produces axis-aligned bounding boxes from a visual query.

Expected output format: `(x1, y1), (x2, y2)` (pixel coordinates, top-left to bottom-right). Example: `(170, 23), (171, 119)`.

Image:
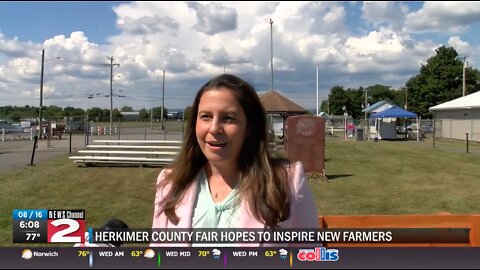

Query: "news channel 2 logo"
(13, 209), (86, 243)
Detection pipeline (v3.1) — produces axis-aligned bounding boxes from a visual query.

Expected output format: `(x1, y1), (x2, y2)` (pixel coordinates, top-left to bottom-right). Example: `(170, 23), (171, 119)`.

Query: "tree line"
(322, 46), (480, 119)
(0, 105), (171, 122)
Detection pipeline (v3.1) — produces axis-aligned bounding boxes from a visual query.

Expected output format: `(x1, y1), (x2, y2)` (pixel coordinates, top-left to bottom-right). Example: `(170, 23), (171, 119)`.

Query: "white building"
(362, 101), (395, 140)
(429, 91), (480, 142)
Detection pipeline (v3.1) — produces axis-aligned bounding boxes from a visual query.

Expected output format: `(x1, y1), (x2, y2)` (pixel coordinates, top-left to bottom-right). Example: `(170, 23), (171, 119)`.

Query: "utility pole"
(150, 107), (153, 129)
(161, 70), (165, 130)
(270, 18), (274, 91)
(364, 89), (368, 120)
(106, 57), (119, 132)
(405, 86), (408, 110)
(38, 49), (45, 143)
(463, 56), (467, 96)
(316, 64), (319, 116)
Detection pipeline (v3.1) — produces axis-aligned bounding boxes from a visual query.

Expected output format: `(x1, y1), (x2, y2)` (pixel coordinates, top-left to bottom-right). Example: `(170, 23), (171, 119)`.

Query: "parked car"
(0, 120), (22, 133)
(404, 123), (427, 139)
(396, 125), (407, 134)
(65, 122), (83, 133)
(419, 123), (433, 133)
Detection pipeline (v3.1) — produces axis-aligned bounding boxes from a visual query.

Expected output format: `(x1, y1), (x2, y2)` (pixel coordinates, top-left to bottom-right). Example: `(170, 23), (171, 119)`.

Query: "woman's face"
(195, 87), (247, 168)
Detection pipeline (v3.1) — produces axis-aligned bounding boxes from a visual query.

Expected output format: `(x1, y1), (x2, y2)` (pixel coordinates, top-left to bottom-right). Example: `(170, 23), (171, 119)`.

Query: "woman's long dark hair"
(157, 74), (290, 227)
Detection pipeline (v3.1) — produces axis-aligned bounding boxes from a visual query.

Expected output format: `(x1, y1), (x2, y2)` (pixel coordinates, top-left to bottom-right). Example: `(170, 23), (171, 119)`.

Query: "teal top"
(192, 169), (240, 228)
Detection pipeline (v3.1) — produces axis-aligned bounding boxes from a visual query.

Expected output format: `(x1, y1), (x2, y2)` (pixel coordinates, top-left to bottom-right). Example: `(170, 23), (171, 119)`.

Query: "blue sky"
(1, 1), (480, 111)
(0, 2), (121, 44)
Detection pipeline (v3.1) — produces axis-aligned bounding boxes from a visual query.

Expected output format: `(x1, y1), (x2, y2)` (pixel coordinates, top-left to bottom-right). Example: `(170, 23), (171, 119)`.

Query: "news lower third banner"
(89, 228), (469, 245)
(4, 247), (480, 269)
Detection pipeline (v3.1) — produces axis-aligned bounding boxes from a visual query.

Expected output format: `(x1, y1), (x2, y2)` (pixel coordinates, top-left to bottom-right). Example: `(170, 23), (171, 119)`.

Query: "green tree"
(393, 87), (407, 109)
(112, 108), (123, 118)
(138, 108), (149, 119)
(365, 84), (394, 104)
(405, 46), (479, 118)
(9, 112), (22, 122)
(43, 105), (64, 118)
(87, 107), (104, 121)
(151, 107), (168, 119)
(465, 66), (480, 95)
(120, 106), (133, 112)
(64, 106), (86, 116)
(320, 100), (329, 114)
(327, 86), (348, 115)
(345, 88), (364, 119)
(327, 86), (364, 117)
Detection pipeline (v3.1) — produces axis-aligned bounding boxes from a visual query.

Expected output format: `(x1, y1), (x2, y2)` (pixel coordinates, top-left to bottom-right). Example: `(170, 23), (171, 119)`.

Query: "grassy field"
(1, 136), (479, 246)
(313, 136), (480, 215)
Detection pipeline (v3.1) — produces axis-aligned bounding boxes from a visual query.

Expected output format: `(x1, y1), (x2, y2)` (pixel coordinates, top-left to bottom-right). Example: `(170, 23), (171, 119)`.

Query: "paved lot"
(0, 137), (80, 172)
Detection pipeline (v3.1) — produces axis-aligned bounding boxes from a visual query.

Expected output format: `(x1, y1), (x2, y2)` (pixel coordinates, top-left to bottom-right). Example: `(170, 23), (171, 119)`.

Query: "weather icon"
(211, 249), (221, 259)
(22, 249), (33, 260)
(279, 249), (288, 259)
(144, 249), (155, 259)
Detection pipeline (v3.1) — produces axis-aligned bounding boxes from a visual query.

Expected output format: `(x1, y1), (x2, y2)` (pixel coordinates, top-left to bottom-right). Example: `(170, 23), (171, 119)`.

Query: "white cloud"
(0, 32), (40, 58)
(405, 2), (480, 34)
(1, 1), (479, 110)
(447, 36), (470, 55)
(187, 2), (238, 35)
(118, 15), (179, 35)
(361, 1), (408, 31)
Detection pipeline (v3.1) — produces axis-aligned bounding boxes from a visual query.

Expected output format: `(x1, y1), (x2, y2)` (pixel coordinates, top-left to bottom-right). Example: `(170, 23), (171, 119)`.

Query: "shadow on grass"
(326, 174), (354, 181)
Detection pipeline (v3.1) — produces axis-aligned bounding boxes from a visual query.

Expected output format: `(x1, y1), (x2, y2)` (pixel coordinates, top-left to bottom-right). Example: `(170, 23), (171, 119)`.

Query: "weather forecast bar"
(3, 247), (480, 269)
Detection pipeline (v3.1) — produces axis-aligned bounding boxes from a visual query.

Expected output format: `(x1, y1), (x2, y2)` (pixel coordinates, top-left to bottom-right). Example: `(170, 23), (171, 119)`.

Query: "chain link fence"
(431, 118), (480, 154)
(2, 115), (187, 153)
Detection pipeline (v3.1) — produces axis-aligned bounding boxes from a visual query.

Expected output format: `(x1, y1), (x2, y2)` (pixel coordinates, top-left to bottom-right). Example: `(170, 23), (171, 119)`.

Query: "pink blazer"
(151, 161), (319, 246)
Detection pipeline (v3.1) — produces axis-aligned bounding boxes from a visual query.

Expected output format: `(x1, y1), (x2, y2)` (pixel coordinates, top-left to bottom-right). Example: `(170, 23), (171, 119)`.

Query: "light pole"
(404, 86), (408, 110)
(463, 56), (467, 96)
(364, 89), (369, 140)
(106, 57), (119, 133)
(38, 50), (65, 143)
(343, 106), (347, 141)
(269, 18), (274, 91)
(161, 69), (165, 131)
(364, 89), (368, 120)
(38, 49), (45, 141)
(316, 64), (319, 116)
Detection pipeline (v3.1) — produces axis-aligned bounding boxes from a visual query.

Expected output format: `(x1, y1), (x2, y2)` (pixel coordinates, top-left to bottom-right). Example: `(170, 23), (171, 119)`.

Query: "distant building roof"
(121, 112), (139, 115)
(259, 90), (306, 114)
(362, 100), (394, 113)
(429, 91), (480, 111)
(317, 112), (330, 120)
(371, 106), (417, 118)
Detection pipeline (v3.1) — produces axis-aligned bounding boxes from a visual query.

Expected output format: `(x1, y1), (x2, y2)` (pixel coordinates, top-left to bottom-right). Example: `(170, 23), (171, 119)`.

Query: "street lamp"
(106, 57), (120, 133)
(364, 89), (368, 121)
(269, 18), (274, 91)
(343, 106), (347, 141)
(38, 49), (65, 142)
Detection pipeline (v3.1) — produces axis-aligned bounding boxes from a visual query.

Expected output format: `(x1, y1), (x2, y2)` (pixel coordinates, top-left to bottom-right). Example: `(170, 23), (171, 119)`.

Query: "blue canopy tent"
(370, 106), (418, 141)
(371, 106), (417, 119)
